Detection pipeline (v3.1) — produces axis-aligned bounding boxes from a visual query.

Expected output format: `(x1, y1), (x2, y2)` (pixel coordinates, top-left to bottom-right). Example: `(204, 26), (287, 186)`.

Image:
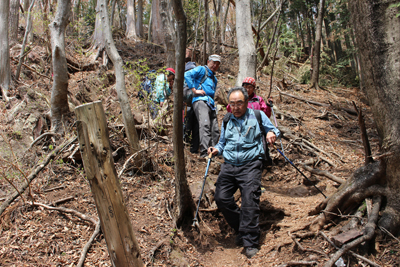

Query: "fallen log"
(279, 91), (357, 116)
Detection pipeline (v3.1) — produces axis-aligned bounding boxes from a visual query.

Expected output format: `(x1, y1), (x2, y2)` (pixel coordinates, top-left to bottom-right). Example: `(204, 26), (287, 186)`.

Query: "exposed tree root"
(309, 161), (385, 228)
(77, 221), (101, 267)
(319, 231), (381, 267)
(322, 196), (382, 267)
(277, 260), (317, 267)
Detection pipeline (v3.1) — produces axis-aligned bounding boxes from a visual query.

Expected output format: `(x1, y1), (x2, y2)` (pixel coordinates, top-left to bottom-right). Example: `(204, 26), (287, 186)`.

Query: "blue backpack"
(138, 70), (157, 100)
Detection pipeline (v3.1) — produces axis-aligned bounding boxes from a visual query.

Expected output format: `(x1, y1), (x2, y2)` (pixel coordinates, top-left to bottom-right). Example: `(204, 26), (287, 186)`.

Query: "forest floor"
(0, 37), (399, 267)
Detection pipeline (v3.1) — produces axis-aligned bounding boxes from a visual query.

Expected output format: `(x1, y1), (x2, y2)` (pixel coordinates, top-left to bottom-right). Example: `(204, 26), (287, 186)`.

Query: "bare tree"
(16, 0), (36, 81)
(170, 0), (196, 227)
(235, 0), (256, 85)
(203, 0), (208, 64)
(49, 0), (71, 133)
(0, 0), (11, 100)
(136, 0), (144, 37)
(99, 0), (141, 153)
(160, 0), (175, 67)
(92, 0), (106, 58)
(310, 0), (325, 89)
(9, 0), (19, 45)
(150, 0), (164, 45)
(315, 0), (400, 236)
(126, 0), (138, 40)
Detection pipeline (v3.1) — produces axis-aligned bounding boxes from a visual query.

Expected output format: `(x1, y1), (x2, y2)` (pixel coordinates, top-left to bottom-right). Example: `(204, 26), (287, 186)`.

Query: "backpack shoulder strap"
(223, 112), (232, 130)
(200, 66), (208, 85)
(253, 110), (265, 135)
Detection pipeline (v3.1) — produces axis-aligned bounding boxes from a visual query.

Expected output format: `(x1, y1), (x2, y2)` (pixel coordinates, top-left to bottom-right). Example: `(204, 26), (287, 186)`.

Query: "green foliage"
(389, 2), (400, 17)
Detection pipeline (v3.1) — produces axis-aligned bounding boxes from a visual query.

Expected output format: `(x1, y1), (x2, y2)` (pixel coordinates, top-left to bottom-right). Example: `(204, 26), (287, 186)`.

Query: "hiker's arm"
(260, 111), (280, 139)
(192, 87), (206, 96)
(266, 131), (277, 145)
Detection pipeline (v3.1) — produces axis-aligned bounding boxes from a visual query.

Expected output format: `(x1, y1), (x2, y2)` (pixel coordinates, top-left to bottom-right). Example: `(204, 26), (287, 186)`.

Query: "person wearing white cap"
(184, 54), (221, 158)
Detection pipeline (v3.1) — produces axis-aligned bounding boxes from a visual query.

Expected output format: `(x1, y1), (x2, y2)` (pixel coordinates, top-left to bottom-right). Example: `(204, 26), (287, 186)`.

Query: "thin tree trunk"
(110, 0), (117, 27)
(203, 0), (208, 65)
(99, 0), (141, 153)
(310, 0), (325, 89)
(0, 0), (11, 100)
(49, 0), (70, 133)
(16, 0), (36, 81)
(192, 0), (202, 61)
(147, 6), (153, 42)
(257, 5), (281, 72)
(170, 0), (196, 227)
(136, 0), (143, 37)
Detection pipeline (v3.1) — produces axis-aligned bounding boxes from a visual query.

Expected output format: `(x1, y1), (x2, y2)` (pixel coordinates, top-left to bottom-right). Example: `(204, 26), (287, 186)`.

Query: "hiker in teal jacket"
(184, 54), (220, 158)
(208, 87), (280, 259)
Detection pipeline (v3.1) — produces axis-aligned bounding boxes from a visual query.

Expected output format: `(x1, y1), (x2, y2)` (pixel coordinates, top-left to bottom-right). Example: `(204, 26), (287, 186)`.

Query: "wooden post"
(75, 101), (143, 267)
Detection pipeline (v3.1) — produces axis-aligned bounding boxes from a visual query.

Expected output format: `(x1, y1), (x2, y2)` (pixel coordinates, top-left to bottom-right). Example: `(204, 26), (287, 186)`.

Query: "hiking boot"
(235, 234), (243, 247)
(245, 247), (259, 259)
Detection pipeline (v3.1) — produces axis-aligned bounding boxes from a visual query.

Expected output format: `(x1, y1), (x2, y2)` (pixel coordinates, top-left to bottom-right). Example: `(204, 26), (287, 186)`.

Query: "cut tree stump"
(75, 101), (143, 267)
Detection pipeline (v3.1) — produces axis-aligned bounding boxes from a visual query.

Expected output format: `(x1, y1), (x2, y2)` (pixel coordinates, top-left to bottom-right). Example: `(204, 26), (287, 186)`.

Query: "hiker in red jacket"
(227, 77), (272, 118)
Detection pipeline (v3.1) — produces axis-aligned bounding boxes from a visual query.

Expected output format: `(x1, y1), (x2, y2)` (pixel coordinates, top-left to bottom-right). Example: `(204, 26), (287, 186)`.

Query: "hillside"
(0, 38), (398, 267)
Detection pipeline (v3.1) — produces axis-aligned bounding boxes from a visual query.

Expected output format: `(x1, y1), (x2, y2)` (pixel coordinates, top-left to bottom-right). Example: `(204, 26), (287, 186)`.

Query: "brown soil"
(0, 38), (399, 267)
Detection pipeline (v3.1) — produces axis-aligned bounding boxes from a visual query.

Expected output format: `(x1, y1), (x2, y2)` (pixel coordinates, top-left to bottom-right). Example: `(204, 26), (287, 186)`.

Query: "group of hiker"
(138, 54), (280, 259)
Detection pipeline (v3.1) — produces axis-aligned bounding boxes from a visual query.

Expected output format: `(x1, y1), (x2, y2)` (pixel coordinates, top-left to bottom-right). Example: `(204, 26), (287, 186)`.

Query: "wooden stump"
(75, 101), (143, 267)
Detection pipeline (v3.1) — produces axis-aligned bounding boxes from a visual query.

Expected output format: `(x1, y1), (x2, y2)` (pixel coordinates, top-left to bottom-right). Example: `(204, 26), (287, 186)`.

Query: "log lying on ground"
(279, 91), (357, 116)
(301, 164), (345, 184)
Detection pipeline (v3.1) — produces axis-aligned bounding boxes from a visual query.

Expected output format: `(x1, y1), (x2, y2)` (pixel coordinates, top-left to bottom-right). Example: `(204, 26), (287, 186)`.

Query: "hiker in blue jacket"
(184, 54), (221, 158)
(208, 87), (280, 259)
(149, 68), (175, 118)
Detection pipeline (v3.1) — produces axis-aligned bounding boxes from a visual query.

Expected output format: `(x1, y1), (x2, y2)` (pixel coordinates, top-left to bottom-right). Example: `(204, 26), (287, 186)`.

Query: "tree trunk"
(16, 0), (36, 80)
(9, 0), (19, 45)
(310, 0), (325, 89)
(0, 0), (11, 100)
(49, 0), (70, 133)
(126, 0), (137, 40)
(349, 0), (400, 235)
(92, 0), (106, 52)
(170, 0), (196, 228)
(203, 0), (208, 65)
(75, 101), (143, 267)
(99, 0), (141, 153)
(110, 0), (116, 27)
(160, 0), (175, 68)
(235, 0), (256, 86)
(150, 0), (164, 45)
(136, 0), (143, 37)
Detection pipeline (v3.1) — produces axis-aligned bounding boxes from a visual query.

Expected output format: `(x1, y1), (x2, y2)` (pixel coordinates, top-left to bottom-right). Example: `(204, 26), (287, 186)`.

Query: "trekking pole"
(192, 153), (213, 227)
(268, 101), (286, 158)
(273, 144), (327, 198)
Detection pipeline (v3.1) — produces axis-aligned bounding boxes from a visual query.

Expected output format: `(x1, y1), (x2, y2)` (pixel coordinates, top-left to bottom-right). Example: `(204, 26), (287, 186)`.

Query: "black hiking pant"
(184, 107), (199, 153)
(214, 159), (262, 248)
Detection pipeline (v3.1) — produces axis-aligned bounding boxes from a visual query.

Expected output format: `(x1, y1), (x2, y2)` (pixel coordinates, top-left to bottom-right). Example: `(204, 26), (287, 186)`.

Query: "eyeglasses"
(229, 101), (245, 108)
